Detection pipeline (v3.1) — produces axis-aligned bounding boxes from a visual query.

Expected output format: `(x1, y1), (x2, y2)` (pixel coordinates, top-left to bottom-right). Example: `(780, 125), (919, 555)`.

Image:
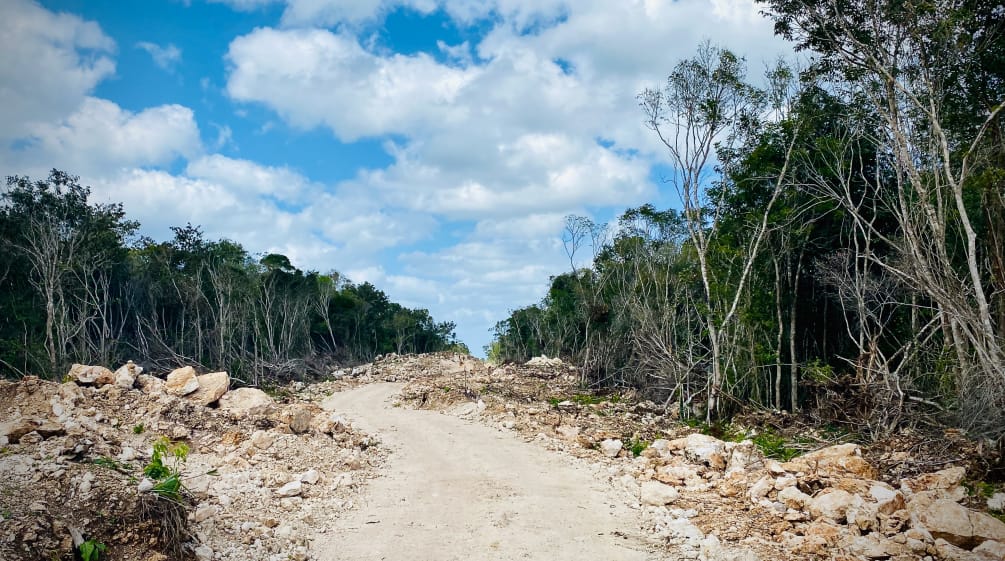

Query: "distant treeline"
(0, 170), (465, 385)
(492, 1), (1005, 441)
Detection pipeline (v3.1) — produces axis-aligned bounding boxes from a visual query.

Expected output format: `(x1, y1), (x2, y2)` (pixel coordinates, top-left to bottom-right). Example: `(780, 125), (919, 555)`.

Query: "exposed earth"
(2, 353), (1005, 561)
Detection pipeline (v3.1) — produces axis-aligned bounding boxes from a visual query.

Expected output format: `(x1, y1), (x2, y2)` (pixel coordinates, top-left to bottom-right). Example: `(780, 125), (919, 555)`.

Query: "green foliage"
(751, 430), (799, 462)
(132, 423), (144, 435)
(143, 437), (189, 499)
(78, 539), (106, 561)
(93, 457), (132, 474)
(628, 437), (650, 457)
(0, 171), (462, 381)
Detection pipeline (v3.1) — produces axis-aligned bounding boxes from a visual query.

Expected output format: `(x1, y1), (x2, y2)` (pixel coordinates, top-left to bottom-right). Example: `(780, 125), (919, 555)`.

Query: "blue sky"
(1, 0), (790, 355)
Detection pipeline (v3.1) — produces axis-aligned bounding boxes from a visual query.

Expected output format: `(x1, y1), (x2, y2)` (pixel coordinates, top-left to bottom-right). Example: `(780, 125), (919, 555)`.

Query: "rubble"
(0, 362), (381, 561)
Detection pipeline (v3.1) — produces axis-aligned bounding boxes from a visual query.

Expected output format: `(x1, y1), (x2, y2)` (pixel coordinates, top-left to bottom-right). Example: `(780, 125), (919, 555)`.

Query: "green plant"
(93, 456), (132, 474)
(143, 437), (189, 499)
(78, 539), (106, 561)
(751, 430), (799, 461)
(132, 423), (144, 434)
(628, 437), (650, 457)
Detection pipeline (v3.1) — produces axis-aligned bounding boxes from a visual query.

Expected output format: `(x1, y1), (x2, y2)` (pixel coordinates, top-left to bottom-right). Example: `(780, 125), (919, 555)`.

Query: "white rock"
(777, 486), (812, 510)
(187, 371), (230, 406)
(137, 478), (155, 492)
(114, 360), (142, 389)
(194, 544), (213, 560)
(194, 505), (218, 523)
(600, 439), (623, 458)
(641, 480), (680, 506)
(250, 430), (275, 450)
(166, 366), (200, 396)
(276, 480), (302, 497)
(748, 476), (773, 502)
(299, 469), (320, 485)
(988, 493), (1005, 512)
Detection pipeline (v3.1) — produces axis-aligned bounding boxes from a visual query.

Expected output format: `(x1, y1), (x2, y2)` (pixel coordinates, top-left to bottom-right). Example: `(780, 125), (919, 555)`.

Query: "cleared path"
(314, 383), (651, 561)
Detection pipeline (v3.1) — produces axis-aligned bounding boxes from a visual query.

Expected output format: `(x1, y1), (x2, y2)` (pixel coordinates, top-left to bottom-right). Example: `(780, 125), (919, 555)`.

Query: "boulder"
(0, 417), (43, 443)
(934, 539), (998, 561)
(973, 540), (1005, 560)
(165, 366), (200, 396)
(902, 466), (966, 495)
(113, 360), (142, 389)
(809, 488), (857, 522)
(136, 374), (165, 394)
(67, 364), (115, 386)
(780, 443), (877, 479)
(868, 481), (906, 515)
(641, 481), (679, 506)
(778, 486), (812, 510)
(186, 371), (230, 406)
(219, 387), (274, 418)
(916, 499), (1005, 548)
(669, 433), (726, 470)
(600, 439), (623, 458)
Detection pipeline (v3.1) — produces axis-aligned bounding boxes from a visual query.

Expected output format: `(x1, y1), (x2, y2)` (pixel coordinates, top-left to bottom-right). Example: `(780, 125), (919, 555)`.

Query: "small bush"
(78, 539), (106, 561)
(751, 430), (799, 461)
(628, 437), (650, 457)
(132, 423), (144, 434)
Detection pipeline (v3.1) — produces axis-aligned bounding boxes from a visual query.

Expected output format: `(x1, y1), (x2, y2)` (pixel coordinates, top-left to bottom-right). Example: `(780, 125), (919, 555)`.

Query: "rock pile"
(383, 353), (1005, 561)
(0, 362), (380, 561)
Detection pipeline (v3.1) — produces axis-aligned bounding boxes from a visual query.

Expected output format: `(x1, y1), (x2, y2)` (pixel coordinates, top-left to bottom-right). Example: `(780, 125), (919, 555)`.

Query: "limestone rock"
(0, 417), (63, 443)
(868, 481), (906, 515)
(555, 425), (580, 440)
(193, 544), (213, 561)
(166, 366), (200, 396)
(809, 488), (856, 522)
(777, 485), (812, 510)
(186, 371), (230, 406)
(748, 476), (773, 502)
(300, 469), (320, 484)
(250, 430), (274, 450)
(285, 404), (314, 434)
(113, 360), (142, 389)
(641, 480), (679, 506)
(986, 492), (1005, 512)
(902, 466), (966, 495)
(676, 433), (727, 470)
(219, 387), (274, 418)
(136, 374), (165, 394)
(67, 364), (115, 386)
(276, 480), (302, 497)
(917, 498), (1005, 548)
(600, 439), (623, 458)
(973, 540), (1005, 560)
(780, 443), (877, 479)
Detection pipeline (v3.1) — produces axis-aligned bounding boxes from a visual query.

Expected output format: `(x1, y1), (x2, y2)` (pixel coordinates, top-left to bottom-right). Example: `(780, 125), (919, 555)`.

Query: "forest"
(0, 170), (465, 386)
(490, 0), (1005, 442)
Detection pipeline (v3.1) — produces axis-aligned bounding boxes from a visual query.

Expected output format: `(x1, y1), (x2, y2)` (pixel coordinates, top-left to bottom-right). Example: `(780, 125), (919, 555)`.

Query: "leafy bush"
(78, 539), (106, 561)
(751, 430), (799, 461)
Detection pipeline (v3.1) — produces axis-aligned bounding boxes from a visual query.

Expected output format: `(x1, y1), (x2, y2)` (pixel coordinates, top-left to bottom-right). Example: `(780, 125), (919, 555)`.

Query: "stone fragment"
(219, 387), (274, 418)
(780, 443), (877, 479)
(902, 466), (966, 495)
(165, 366), (200, 396)
(868, 481), (906, 515)
(250, 430), (275, 450)
(917, 498), (1005, 548)
(193, 545), (213, 561)
(973, 540), (1005, 560)
(300, 469), (320, 484)
(136, 374), (165, 394)
(113, 360), (142, 389)
(748, 476), (773, 502)
(287, 405), (313, 434)
(673, 433), (727, 470)
(809, 488), (856, 522)
(777, 485), (812, 510)
(599, 439), (623, 458)
(640, 480), (679, 506)
(276, 480), (302, 497)
(555, 425), (580, 440)
(67, 364), (115, 386)
(193, 505), (217, 523)
(987, 493), (1005, 512)
(186, 371), (230, 406)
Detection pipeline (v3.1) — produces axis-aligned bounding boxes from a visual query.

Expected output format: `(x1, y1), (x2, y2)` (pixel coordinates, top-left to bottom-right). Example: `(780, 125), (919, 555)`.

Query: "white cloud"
(226, 28), (473, 141)
(5, 97), (201, 177)
(0, 0), (116, 141)
(136, 41), (183, 71)
(185, 154), (312, 202)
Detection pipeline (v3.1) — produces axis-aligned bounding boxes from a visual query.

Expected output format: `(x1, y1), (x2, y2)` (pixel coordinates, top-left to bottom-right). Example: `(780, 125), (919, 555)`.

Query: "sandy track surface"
(313, 383), (653, 561)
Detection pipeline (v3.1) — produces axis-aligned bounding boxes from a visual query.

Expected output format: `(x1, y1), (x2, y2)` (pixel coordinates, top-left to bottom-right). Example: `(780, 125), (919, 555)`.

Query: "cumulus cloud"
(136, 41), (183, 71)
(0, 0), (116, 141)
(4, 97), (202, 177)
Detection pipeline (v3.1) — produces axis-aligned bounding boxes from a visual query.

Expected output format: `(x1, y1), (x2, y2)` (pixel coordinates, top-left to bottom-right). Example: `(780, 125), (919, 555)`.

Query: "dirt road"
(313, 383), (653, 561)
